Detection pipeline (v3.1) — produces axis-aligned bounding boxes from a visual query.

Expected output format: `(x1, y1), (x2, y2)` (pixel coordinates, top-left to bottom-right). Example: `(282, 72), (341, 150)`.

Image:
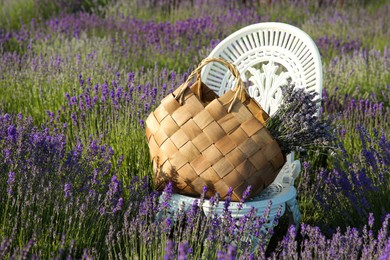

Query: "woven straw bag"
(145, 58), (285, 202)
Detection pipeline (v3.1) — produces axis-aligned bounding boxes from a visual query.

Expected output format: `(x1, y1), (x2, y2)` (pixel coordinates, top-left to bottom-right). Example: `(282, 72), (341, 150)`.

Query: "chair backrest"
(201, 22), (322, 116)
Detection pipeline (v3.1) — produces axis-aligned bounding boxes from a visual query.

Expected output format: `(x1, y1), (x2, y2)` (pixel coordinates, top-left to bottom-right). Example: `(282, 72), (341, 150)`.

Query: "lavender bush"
(0, 115), (282, 257)
(0, 9), (265, 123)
(48, 67), (184, 179)
(313, 125), (390, 232)
(303, 5), (389, 53)
(318, 94), (390, 232)
(0, 113), (124, 257)
(266, 85), (333, 155)
(322, 48), (389, 104)
(297, 93), (389, 232)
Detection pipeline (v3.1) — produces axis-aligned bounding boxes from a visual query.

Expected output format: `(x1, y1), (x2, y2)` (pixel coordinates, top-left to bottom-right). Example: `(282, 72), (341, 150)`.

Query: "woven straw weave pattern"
(146, 58), (285, 202)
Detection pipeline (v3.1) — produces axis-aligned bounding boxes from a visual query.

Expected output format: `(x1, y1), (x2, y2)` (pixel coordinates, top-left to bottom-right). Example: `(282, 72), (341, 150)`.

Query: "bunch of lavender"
(266, 84), (333, 155)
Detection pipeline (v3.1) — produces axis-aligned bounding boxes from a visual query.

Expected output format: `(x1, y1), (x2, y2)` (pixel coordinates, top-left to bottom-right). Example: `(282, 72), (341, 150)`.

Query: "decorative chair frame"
(167, 22), (322, 232)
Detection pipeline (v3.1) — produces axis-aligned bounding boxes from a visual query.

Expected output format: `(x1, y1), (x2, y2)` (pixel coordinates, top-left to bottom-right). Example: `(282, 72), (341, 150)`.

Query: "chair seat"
(164, 153), (302, 229)
(168, 183), (296, 218)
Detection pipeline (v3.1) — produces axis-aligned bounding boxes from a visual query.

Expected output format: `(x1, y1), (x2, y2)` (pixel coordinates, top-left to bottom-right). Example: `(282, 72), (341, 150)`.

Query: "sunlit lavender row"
(1, 0), (389, 258)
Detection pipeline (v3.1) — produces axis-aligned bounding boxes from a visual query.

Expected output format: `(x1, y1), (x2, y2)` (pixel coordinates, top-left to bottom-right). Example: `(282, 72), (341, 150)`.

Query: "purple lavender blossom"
(99, 207), (106, 216)
(178, 241), (191, 260)
(64, 183), (71, 198)
(106, 175), (122, 202)
(216, 251), (226, 260)
(6, 171), (16, 195)
(227, 244), (237, 259)
(112, 197), (124, 213)
(7, 125), (17, 142)
(224, 187), (233, 212)
(266, 84), (334, 155)
(70, 113), (78, 125)
(160, 182), (173, 211)
(186, 199), (199, 229)
(164, 218), (172, 234)
(368, 213), (375, 229)
(200, 185), (208, 204)
(164, 240), (175, 260)
(241, 185), (252, 203)
(70, 96), (77, 106)
(379, 244), (390, 260)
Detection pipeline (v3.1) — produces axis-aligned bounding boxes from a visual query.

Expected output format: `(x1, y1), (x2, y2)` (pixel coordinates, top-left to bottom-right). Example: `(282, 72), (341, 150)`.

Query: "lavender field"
(0, 0), (389, 258)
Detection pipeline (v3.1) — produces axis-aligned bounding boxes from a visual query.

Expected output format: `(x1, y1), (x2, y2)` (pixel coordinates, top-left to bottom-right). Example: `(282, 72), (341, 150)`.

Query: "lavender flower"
(227, 244), (237, 259)
(164, 218), (172, 234)
(266, 84), (334, 155)
(7, 125), (17, 142)
(164, 240), (175, 260)
(64, 183), (71, 198)
(216, 251), (226, 260)
(112, 198), (124, 213)
(241, 185), (252, 204)
(160, 182), (173, 212)
(6, 171), (16, 195)
(178, 241), (191, 260)
(224, 187), (233, 212)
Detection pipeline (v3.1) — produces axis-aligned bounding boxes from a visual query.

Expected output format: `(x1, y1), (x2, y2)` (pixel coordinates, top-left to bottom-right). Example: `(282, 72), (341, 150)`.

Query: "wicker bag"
(145, 58), (285, 202)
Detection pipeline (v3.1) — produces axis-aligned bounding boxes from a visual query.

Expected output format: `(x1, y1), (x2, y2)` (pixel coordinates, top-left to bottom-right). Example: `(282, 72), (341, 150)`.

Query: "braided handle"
(175, 57), (246, 112)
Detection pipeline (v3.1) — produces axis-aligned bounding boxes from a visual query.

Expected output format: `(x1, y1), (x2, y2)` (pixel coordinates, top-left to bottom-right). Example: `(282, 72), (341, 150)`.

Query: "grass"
(0, 0), (389, 258)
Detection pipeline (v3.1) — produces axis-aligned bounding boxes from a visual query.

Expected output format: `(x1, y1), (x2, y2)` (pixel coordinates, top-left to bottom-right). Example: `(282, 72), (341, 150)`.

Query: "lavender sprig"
(266, 84), (334, 155)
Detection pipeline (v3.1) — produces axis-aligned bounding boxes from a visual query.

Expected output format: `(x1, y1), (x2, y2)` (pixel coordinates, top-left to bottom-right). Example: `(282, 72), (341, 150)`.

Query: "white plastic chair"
(166, 22), (322, 232)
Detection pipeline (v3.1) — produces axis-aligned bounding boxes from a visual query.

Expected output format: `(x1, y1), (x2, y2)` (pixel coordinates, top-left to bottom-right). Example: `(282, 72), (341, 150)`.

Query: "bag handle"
(174, 57), (246, 112)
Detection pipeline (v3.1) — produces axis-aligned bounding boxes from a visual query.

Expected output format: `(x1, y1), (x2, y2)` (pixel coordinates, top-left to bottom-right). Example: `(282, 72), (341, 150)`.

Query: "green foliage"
(323, 49), (390, 105)
(0, 34), (113, 123)
(301, 6), (390, 55)
(0, 0), (112, 31)
(0, 0), (37, 30)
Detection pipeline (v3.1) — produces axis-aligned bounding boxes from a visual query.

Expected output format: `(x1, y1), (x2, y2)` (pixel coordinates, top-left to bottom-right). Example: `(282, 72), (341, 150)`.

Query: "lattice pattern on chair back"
(201, 22), (322, 116)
